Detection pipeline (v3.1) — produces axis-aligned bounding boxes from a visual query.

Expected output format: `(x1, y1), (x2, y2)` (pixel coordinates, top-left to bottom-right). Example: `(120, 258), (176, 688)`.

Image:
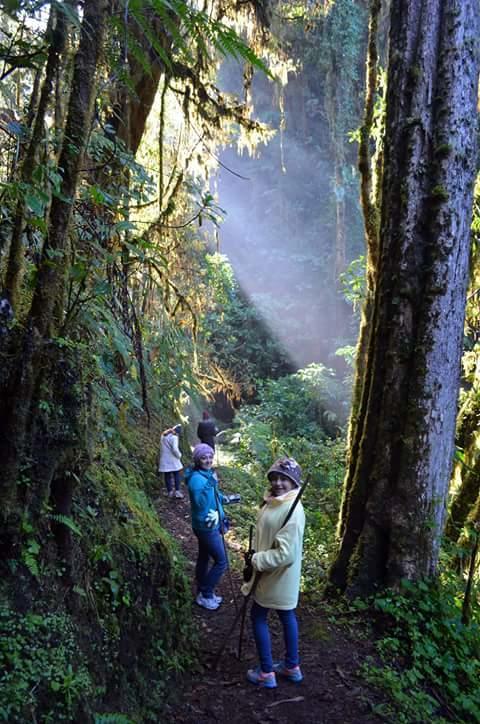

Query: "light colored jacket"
(158, 433), (182, 472)
(242, 488), (305, 610)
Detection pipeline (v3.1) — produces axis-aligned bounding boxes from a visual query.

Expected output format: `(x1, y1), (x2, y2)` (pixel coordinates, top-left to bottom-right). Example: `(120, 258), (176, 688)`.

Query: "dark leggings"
(164, 470), (181, 492)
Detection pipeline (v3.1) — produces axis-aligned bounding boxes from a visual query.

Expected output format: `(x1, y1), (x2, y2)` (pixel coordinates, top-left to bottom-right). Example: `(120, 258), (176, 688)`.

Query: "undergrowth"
(0, 416), (199, 723)
(363, 579), (480, 723)
(0, 607), (93, 722)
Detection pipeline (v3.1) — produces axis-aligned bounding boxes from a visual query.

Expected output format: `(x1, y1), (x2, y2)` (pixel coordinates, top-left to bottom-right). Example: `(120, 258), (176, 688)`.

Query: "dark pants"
(194, 528), (227, 598)
(164, 470), (181, 493)
(251, 601), (299, 673)
(199, 438), (216, 451)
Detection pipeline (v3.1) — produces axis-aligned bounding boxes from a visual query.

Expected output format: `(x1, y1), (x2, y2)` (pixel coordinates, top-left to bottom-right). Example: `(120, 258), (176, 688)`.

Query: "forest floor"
(154, 481), (387, 724)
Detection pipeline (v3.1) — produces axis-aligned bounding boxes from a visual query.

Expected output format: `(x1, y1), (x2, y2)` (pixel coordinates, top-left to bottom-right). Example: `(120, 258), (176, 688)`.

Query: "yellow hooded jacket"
(243, 488), (305, 610)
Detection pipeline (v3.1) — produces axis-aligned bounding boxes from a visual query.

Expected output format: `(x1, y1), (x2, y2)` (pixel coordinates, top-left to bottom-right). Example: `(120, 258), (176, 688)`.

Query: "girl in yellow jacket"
(243, 457), (305, 689)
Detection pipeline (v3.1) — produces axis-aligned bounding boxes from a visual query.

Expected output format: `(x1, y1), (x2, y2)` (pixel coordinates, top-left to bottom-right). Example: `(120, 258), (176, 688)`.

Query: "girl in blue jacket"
(185, 443), (230, 610)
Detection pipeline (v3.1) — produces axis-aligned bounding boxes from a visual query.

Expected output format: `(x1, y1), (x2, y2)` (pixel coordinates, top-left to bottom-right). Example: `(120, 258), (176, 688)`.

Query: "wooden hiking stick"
(237, 524), (255, 660)
(212, 478), (309, 669)
(211, 525), (256, 669)
(214, 488), (239, 613)
(212, 573), (260, 670)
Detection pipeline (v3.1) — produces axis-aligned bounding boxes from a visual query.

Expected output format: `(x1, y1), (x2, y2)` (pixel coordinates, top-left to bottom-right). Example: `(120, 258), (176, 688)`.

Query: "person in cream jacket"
(243, 457), (305, 689)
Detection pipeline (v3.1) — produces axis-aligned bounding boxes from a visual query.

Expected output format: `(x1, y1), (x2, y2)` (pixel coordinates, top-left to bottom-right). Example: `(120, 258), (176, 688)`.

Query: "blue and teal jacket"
(185, 466), (226, 533)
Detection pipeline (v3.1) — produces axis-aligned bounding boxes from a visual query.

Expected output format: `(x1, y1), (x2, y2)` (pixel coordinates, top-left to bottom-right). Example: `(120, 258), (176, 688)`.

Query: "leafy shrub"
(200, 253), (292, 397)
(94, 715), (135, 724)
(363, 579), (480, 723)
(216, 363), (349, 587)
(0, 607), (93, 723)
(240, 363), (349, 441)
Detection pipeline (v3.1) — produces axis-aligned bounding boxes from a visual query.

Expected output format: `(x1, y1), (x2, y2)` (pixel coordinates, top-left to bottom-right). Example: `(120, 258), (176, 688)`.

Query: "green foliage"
(47, 513), (83, 537)
(0, 607), (93, 723)
(115, 0), (271, 76)
(1, 410), (198, 722)
(199, 254), (292, 397)
(339, 255), (366, 311)
(19, 516), (42, 578)
(217, 363), (348, 588)
(250, 432), (349, 594)
(218, 432), (346, 592)
(239, 363), (349, 443)
(85, 460), (170, 563)
(74, 421), (198, 717)
(363, 580), (480, 723)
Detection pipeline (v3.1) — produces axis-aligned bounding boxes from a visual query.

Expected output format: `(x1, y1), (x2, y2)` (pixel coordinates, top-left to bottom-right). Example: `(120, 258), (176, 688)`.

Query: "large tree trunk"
(329, 0), (479, 595)
(0, 0), (107, 512)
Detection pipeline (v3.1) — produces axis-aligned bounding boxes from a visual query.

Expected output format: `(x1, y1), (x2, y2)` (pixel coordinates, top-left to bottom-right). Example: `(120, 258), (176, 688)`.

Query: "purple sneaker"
(272, 661), (303, 682)
(246, 666), (277, 688)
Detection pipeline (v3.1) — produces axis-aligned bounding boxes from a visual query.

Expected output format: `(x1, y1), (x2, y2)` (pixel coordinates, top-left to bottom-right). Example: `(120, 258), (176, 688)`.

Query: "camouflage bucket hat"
(267, 457), (302, 487)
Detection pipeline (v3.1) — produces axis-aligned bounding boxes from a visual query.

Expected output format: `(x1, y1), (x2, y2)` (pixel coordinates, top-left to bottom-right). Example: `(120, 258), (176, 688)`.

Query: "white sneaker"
(175, 490), (184, 499)
(195, 592), (223, 605)
(195, 593), (220, 610)
(168, 490), (175, 498)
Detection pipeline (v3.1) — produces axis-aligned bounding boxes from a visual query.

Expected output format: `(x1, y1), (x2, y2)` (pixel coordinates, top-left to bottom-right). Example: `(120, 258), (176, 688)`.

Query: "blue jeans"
(164, 470), (181, 493)
(251, 601), (299, 673)
(194, 529), (227, 598)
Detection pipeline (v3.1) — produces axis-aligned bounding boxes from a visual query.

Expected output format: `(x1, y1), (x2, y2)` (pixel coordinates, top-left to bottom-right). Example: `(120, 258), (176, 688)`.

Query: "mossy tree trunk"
(329, 0), (480, 595)
(445, 200), (480, 544)
(4, 4), (68, 311)
(337, 0), (381, 541)
(0, 0), (108, 519)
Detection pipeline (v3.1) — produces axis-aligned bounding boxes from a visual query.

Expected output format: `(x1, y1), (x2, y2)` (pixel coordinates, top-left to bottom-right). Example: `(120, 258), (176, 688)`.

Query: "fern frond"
(116, 0), (272, 79)
(48, 514), (83, 537)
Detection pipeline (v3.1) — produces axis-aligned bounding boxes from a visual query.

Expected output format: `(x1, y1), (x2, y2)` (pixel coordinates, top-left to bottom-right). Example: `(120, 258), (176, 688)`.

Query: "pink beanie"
(193, 443), (214, 463)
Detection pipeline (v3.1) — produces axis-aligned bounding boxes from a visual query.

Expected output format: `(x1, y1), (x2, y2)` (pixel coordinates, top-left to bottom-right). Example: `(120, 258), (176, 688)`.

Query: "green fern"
(117, 0), (272, 79)
(47, 514), (83, 537)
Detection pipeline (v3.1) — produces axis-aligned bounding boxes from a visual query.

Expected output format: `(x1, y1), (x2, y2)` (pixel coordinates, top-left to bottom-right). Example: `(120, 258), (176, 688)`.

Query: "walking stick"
(237, 524), (255, 660)
(214, 489), (239, 613)
(212, 577), (257, 670)
(212, 478), (309, 669)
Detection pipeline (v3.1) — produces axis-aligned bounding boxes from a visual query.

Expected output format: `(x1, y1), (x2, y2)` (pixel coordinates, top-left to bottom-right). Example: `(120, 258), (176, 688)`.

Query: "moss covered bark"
(0, 0), (107, 510)
(329, 0), (480, 595)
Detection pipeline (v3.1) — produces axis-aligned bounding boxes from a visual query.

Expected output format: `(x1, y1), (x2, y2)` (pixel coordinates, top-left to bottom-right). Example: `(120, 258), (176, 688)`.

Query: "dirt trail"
(156, 490), (384, 724)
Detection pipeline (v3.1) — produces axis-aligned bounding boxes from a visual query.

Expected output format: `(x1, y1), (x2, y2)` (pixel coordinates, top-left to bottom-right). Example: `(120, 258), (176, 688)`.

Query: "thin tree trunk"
(5, 4), (67, 310)
(445, 390), (480, 540)
(329, 0), (479, 595)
